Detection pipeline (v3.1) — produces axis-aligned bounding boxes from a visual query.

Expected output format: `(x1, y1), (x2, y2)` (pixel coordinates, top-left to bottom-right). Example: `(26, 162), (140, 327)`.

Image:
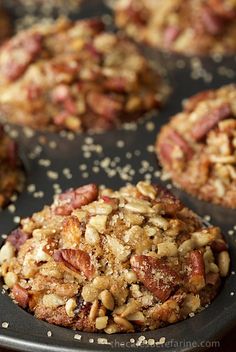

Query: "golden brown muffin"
(0, 182), (230, 333)
(156, 84), (236, 208)
(0, 18), (165, 132)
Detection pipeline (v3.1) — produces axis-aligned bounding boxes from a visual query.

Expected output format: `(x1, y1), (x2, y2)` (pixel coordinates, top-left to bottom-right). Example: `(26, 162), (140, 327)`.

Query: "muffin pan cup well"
(0, 1), (236, 352)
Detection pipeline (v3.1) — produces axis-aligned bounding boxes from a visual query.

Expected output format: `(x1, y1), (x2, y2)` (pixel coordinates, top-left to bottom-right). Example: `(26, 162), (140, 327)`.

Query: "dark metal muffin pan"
(0, 1), (236, 351)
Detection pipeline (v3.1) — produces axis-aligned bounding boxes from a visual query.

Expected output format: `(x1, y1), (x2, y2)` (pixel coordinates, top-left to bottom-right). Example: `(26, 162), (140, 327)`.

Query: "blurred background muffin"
(0, 18), (166, 132)
(114, 0), (236, 55)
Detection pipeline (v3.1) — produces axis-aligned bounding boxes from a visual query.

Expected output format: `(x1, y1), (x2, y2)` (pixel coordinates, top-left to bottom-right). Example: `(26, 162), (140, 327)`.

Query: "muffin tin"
(0, 1), (236, 351)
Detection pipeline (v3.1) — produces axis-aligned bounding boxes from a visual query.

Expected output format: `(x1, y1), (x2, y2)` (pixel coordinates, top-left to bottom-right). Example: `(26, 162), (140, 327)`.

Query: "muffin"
(114, 0), (236, 55)
(0, 181), (230, 333)
(0, 18), (165, 132)
(0, 125), (24, 208)
(0, 7), (12, 45)
(156, 84), (236, 208)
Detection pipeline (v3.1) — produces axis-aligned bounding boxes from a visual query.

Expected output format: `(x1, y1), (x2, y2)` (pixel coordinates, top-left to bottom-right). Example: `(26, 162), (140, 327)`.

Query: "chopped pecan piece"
(104, 76), (128, 93)
(84, 43), (101, 60)
(130, 255), (180, 302)
(0, 124), (4, 138)
(187, 250), (205, 291)
(7, 228), (29, 251)
(167, 129), (193, 159)
(1, 33), (42, 81)
(206, 272), (220, 286)
(125, 3), (148, 25)
(26, 84), (42, 100)
(51, 84), (70, 103)
(6, 140), (18, 168)
(55, 184), (98, 215)
(53, 249), (95, 279)
(84, 18), (105, 33)
(86, 92), (123, 120)
(158, 141), (175, 165)
(184, 90), (214, 113)
(152, 299), (180, 323)
(154, 186), (184, 215)
(63, 97), (77, 115)
(158, 129), (193, 165)
(210, 239), (227, 253)
(43, 238), (58, 256)
(191, 103), (231, 140)
(12, 284), (29, 308)
(201, 5), (224, 35)
(164, 26), (180, 47)
(208, 0), (236, 19)
(101, 196), (119, 209)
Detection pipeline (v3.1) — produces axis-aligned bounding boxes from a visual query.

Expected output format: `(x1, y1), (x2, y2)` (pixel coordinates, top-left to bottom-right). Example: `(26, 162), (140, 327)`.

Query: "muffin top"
(115, 0), (236, 55)
(156, 84), (236, 208)
(0, 182), (229, 333)
(0, 18), (164, 132)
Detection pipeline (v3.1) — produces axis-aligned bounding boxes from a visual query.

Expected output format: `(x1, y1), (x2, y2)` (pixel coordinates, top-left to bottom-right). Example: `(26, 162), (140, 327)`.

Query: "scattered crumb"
(74, 334), (82, 340)
(47, 171), (59, 180)
(97, 338), (110, 345)
(1, 322), (9, 329)
(13, 216), (21, 224)
(156, 337), (166, 345)
(8, 205), (16, 213)
(147, 338), (155, 346)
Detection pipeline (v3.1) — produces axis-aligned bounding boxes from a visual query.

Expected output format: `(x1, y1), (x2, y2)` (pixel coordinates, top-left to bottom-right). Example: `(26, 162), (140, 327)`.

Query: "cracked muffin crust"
(0, 182), (230, 333)
(0, 18), (165, 132)
(0, 7), (12, 45)
(156, 84), (236, 208)
(114, 0), (236, 55)
(0, 125), (24, 208)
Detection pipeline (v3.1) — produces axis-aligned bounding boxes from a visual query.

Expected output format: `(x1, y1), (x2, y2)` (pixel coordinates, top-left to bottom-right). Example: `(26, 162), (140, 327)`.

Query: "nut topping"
(53, 249), (95, 279)
(12, 284), (29, 308)
(192, 103), (231, 141)
(130, 255), (180, 302)
(55, 184), (98, 215)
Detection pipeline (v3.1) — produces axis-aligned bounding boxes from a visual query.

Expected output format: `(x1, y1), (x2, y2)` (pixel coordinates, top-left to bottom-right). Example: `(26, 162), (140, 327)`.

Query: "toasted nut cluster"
(114, 0), (236, 55)
(0, 125), (24, 208)
(0, 17), (165, 132)
(156, 84), (236, 208)
(0, 182), (230, 333)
